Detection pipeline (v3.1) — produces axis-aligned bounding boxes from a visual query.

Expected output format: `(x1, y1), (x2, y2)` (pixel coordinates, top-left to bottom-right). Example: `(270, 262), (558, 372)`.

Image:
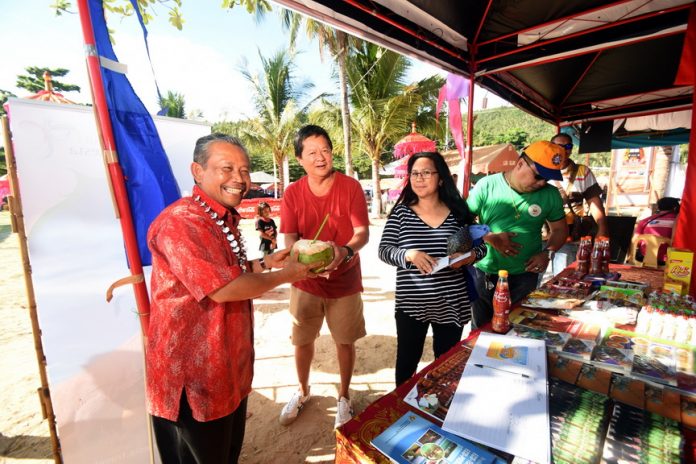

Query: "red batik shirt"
(146, 185), (253, 422)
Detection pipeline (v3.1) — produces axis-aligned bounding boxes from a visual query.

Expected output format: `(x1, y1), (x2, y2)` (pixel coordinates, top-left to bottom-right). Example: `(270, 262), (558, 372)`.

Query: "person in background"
(467, 141), (568, 328)
(634, 196), (680, 265)
(255, 201), (277, 256)
(279, 125), (370, 429)
(146, 133), (318, 464)
(378, 151), (486, 386)
(548, 133), (609, 274)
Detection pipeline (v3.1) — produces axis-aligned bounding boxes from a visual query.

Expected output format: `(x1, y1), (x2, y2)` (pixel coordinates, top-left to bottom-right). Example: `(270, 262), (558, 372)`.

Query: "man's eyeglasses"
(521, 155), (547, 182)
(410, 169), (437, 179)
(556, 142), (573, 150)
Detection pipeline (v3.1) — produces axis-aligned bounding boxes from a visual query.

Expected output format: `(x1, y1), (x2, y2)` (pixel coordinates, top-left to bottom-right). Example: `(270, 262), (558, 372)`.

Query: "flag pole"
(76, 0), (151, 336)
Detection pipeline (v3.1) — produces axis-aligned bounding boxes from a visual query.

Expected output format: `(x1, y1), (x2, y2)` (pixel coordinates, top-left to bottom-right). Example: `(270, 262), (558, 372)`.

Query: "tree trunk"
(371, 155), (381, 218)
(336, 31), (353, 178)
(275, 151), (286, 197)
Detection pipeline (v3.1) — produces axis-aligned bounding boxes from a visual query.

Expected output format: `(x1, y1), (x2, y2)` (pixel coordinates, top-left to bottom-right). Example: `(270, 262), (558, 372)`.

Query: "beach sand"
(0, 211), (439, 463)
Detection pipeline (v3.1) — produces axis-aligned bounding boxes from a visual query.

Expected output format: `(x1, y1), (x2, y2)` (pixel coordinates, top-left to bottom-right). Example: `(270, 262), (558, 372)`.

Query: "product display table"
(335, 264), (696, 463)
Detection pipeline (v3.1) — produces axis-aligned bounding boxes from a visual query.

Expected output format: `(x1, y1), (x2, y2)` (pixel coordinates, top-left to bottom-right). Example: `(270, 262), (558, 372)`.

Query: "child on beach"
(256, 202), (278, 255)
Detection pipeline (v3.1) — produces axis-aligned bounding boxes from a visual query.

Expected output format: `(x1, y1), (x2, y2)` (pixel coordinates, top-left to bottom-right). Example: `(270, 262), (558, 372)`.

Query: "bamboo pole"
(2, 115), (63, 463)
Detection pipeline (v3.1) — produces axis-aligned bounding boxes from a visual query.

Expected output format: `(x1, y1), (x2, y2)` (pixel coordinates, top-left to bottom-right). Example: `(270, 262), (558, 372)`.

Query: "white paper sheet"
(429, 251), (472, 274)
(442, 332), (551, 464)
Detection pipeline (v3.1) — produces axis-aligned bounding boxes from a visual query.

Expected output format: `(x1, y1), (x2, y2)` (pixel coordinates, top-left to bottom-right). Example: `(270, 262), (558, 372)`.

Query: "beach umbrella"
(393, 122), (436, 159)
(250, 171), (280, 184)
(24, 72), (76, 105)
(0, 175), (9, 200)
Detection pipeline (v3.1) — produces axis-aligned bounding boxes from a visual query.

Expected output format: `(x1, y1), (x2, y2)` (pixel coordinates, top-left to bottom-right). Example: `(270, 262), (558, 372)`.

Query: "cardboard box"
(663, 279), (684, 295)
(664, 247), (694, 295)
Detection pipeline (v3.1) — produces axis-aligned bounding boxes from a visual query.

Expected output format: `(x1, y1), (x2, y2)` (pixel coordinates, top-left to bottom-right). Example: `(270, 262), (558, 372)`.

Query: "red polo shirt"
(146, 185), (253, 422)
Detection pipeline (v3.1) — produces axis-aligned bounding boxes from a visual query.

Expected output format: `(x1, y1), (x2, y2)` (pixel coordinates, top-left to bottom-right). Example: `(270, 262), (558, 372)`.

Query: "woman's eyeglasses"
(556, 142), (573, 150)
(410, 169), (437, 179)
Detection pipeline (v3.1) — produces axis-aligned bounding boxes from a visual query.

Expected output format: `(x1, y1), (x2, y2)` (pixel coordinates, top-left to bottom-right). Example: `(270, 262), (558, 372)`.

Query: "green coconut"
(293, 239), (335, 273)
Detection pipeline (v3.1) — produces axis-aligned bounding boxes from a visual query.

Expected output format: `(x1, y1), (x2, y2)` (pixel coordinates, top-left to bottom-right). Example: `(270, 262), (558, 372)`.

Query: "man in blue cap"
(467, 141), (569, 328)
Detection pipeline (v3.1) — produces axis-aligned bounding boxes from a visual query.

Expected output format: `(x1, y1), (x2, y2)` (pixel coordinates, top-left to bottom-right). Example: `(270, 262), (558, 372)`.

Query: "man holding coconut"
(146, 134), (319, 464)
(280, 125), (370, 429)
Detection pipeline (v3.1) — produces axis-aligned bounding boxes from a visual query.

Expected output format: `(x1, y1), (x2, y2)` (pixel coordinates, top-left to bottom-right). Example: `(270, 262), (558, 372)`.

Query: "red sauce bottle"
(492, 270), (511, 333)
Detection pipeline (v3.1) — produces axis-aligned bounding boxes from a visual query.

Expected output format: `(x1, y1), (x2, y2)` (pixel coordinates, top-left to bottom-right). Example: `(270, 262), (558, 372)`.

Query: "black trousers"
(395, 311), (464, 386)
(151, 391), (248, 464)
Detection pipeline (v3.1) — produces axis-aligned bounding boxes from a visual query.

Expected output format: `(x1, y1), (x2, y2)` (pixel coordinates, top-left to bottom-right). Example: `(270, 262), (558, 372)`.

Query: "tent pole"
(76, 0), (151, 336)
(2, 115), (63, 463)
(463, 74), (476, 197)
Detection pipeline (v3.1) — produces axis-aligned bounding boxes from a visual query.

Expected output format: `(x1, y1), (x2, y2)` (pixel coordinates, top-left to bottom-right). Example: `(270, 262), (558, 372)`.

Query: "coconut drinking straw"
(311, 213), (330, 242)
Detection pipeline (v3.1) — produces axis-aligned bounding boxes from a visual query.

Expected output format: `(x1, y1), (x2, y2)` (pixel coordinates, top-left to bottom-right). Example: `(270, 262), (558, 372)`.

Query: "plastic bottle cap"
(498, 270), (508, 277)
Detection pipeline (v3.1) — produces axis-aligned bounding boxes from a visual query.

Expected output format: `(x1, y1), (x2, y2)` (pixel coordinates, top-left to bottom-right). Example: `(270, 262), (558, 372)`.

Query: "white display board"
(6, 98), (210, 463)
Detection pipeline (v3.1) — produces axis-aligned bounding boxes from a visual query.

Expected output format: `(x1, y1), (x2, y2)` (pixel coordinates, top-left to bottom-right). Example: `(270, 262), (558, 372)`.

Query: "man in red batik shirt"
(279, 125), (370, 429)
(146, 133), (319, 464)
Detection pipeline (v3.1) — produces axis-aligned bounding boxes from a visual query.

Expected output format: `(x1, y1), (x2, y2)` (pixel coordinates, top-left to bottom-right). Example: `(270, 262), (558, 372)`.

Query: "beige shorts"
(289, 287), (366, 346)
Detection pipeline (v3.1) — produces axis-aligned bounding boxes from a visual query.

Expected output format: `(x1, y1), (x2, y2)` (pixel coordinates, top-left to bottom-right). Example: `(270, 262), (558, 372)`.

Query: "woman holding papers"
(378, 151), (487, 385)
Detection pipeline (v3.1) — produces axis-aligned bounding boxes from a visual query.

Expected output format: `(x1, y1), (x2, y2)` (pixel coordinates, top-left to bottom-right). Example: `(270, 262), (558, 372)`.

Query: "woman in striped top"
(378, 151), (487, 386)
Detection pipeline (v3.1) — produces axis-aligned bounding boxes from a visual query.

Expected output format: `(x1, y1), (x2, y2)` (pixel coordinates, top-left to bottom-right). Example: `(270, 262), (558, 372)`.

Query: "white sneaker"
(279, 390), (310, 426)
(334, 396), (354, 429)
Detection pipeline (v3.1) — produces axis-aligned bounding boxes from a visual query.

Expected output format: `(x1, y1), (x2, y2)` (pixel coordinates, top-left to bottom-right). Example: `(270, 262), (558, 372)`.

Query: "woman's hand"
(405, 249), (437, 275)
(449, 251), (476, 270)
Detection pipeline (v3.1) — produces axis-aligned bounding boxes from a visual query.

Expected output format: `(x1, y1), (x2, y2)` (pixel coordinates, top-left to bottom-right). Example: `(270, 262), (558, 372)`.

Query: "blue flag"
(88, 0), (181, 266)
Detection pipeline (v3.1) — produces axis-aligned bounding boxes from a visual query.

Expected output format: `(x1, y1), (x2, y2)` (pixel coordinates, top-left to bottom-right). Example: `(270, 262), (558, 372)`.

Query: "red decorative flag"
(672, 4), (696, 296)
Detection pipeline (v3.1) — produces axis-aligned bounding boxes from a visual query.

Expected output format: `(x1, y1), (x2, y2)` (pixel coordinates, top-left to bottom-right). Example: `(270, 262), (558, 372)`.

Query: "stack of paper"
(442, 332), (551, 464)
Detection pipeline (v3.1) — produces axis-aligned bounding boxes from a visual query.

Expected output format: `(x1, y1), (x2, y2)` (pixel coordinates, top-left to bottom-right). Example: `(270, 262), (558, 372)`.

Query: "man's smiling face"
(297, 135), (334, 178)
(191, 141), (251, 209)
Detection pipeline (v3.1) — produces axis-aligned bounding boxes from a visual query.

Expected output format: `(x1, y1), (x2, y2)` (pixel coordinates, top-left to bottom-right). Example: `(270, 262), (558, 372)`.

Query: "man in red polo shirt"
(146, 133), (318, 464)
(279, 125), (370, 429)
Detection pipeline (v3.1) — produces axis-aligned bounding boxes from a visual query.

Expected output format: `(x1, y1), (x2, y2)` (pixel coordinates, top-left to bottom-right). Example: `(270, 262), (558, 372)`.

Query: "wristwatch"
(343, 245), (355, 263)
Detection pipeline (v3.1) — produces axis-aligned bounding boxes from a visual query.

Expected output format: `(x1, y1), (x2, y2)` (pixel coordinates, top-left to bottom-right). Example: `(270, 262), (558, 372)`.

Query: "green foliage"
(0, 89), (17, 117)
(158, 90), (186, 118)
(0, 148), (6, 177)
(472, 106), (555, 149)
(52, 0), (184, 30)
(16, 67), (80, 94)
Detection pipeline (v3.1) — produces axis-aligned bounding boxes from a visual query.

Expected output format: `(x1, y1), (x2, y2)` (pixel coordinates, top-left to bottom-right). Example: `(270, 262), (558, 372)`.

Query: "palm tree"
(158, 90), (186, 118)
(231, 3), (359, 177)
(346, 42), (422, 215)
(240, 48), (317, 195)
(290, 16), (358, 177)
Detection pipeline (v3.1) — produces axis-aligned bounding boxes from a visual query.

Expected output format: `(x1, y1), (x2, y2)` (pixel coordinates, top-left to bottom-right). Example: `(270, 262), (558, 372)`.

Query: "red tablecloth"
(336, 333), (480, 464)
(335, 265), (696, 463)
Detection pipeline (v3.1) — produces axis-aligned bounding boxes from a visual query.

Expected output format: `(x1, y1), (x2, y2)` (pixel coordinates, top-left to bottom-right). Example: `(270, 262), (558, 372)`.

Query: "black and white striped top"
(378, 204), (481, 327)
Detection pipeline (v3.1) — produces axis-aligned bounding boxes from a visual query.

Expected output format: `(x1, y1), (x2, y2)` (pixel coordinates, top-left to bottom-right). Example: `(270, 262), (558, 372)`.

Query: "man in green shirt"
(467, 141), (568, 328)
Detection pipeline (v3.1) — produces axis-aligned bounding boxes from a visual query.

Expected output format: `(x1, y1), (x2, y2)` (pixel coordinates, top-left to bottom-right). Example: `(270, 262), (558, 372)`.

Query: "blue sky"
(0, 1), (507, 122)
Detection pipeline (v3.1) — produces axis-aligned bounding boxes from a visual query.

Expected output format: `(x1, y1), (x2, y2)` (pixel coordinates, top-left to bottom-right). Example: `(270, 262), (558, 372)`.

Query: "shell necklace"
(194, 194), (248, 272)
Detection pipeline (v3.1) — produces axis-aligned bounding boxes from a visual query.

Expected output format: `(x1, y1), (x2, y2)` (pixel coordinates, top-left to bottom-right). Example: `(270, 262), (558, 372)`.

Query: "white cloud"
(113, 33), (255, 121)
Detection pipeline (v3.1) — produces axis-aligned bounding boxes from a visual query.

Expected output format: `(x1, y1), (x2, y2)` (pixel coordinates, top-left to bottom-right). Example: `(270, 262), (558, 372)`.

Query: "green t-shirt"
(467, 173), (565, 275)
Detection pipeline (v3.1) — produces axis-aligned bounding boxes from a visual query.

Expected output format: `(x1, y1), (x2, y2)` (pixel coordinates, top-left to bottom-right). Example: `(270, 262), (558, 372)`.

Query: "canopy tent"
(273, 0), (693, 128)
(443, 143), (520, 175)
